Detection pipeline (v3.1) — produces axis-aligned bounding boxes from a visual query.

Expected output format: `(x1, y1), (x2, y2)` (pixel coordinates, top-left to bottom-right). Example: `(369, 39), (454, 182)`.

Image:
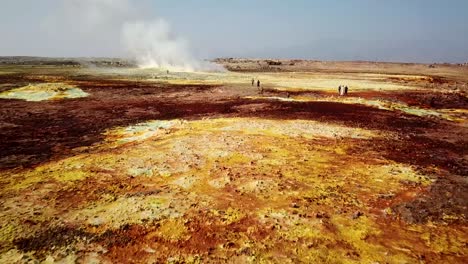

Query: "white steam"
(43, 0), (217, 72)
(121, 19), (200, 71)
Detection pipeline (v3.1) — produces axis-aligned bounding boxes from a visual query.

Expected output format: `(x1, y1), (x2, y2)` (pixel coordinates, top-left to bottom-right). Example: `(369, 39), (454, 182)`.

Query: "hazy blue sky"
(1, 0), (467, 63)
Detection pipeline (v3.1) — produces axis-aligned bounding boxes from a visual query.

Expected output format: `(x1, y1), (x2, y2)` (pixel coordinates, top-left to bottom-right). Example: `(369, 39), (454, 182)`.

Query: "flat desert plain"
(0, 58), (467, 263)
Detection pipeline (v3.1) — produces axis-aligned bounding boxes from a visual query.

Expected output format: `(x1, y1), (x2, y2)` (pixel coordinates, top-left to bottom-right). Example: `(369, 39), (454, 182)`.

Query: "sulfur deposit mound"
(0, 83), (88, 101)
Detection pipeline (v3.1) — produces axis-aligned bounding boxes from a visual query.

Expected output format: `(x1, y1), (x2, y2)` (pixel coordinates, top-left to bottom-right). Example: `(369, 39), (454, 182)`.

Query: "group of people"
(338, 85), (349, 96)
(252, 78), (264, 94)
(250, 78), (349, 97)
(251, 78), (261, 87)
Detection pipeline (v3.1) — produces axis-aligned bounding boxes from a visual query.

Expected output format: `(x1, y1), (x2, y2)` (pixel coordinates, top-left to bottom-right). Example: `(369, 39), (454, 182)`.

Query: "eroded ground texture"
(0, 60), (467, 263)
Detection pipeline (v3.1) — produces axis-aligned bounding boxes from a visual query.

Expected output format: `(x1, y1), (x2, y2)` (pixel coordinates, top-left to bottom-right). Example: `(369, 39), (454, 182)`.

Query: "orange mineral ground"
(0, 60), (467, 263)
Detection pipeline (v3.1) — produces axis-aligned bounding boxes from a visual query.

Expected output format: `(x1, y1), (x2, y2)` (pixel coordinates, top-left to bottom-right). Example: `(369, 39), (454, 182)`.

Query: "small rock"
(352, 211), (364, 219)
(316, 212), (329, 219)
(378, 193), (394, 199)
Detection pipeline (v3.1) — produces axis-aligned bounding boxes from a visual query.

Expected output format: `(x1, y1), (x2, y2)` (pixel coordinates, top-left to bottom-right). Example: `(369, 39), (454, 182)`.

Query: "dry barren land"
(0, 58), (467, 263)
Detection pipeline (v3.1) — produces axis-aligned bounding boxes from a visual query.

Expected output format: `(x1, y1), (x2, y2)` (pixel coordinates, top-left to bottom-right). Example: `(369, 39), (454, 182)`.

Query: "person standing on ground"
(338, 85), (342, 95)
(257, 80), (261, 88)
(252, 78), (255, 86)
(344, 86), (348, 95)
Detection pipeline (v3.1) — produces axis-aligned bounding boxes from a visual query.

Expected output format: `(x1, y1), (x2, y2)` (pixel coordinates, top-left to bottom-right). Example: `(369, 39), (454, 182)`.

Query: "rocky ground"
(0, 59), (467, 263)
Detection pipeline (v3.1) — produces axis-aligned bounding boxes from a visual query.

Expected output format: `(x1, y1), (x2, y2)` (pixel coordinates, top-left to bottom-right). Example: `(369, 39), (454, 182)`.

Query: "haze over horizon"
(1, 0), (467, 63)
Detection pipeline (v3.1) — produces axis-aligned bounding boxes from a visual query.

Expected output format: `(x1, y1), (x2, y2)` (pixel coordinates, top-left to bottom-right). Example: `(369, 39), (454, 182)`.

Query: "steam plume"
(121, 19), (200, 71)
(45, 0), (216, 72)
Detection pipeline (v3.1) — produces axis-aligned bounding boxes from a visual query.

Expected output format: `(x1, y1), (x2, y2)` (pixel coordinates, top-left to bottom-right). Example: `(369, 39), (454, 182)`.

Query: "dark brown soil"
(0, 72), (466, 229)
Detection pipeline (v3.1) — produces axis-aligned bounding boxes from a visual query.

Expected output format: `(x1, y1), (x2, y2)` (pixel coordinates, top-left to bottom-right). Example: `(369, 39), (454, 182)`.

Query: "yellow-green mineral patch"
(103, 120), (182, 146)
(0, 83), (88, 101)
